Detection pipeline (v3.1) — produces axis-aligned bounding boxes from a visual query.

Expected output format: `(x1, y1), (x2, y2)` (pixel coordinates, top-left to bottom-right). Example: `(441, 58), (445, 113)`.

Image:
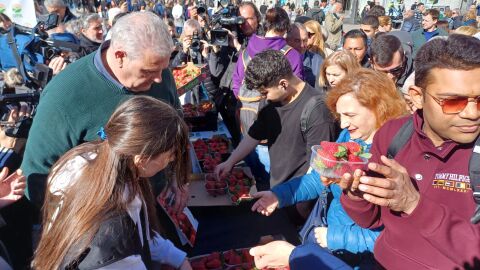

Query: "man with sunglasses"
(370, 34), (413, 88)
(337, 34), (480, 269)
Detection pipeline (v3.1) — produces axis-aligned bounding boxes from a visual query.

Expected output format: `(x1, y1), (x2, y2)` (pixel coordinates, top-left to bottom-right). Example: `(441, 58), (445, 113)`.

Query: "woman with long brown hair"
(32, 96), (192, 270)
(317, 50), (360, 90)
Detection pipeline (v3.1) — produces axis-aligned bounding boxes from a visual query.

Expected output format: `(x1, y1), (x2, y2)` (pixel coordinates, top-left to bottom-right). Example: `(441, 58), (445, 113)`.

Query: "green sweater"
(21, 52), (181, 205)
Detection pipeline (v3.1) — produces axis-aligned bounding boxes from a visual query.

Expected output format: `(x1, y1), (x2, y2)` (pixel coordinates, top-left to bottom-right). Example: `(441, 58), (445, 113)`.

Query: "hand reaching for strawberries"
(251, 191), (279, 216)
(214, 160), (234, 179)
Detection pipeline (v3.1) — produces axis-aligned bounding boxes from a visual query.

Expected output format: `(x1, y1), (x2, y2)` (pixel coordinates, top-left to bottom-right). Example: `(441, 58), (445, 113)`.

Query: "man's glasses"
(373, 57), (406, 78)
(425, 91), (480, 114)
(307, 32), (315, 38)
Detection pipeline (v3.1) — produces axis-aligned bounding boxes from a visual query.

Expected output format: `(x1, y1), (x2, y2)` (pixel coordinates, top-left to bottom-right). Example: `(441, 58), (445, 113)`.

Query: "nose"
(340, 116), (350, 129)
(152, 72), (163, 83)
(459, 100), (480, 121)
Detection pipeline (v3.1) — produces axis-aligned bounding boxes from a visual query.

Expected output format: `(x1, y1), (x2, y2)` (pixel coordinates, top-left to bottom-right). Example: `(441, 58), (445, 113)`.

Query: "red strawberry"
(341, 142), (362, 154)
(320, 141), (339, 154)
(334, 165), (350, 177)
(205, 258), (221, 268)
(316, 149), (337, 168)
(348, 154), (363, 163)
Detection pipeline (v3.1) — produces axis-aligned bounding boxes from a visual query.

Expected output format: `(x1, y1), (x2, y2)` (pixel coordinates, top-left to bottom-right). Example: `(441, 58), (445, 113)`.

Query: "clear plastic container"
(310, 145), (368, 179)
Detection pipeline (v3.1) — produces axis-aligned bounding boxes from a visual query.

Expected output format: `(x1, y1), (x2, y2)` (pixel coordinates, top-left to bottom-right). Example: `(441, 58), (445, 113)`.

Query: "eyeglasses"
(425, 91), (480, 114)
(307, 32), (315, 38)
(373, 57), (406, 78)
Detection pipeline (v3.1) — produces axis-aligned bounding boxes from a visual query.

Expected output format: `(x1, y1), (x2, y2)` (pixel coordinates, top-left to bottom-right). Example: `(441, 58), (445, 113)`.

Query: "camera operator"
(208, 1), (262, 146)
(44, 0), (77, 24)
(78, 13), (104, 56)
(171, 19), (209, 66)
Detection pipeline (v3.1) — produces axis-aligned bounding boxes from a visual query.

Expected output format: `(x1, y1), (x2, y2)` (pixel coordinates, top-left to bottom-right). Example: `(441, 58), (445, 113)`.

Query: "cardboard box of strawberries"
(183, 101), (218, 132)
(189, 248), (289, 270)
(192, 136), (231, 172)
(157, 194), (198, 247)
(172, 62), (207, 96)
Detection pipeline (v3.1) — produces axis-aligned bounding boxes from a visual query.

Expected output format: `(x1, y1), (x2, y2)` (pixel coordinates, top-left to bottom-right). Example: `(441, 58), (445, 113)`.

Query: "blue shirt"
(93, 41), (125, 90)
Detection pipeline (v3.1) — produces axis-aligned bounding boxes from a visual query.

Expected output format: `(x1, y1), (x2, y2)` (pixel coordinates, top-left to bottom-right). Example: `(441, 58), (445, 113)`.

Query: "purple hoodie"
(232, 34), (304, 96)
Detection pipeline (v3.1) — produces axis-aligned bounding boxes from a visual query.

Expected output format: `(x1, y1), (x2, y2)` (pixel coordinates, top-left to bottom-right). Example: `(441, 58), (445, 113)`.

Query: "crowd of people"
(0, 0), (479, 269)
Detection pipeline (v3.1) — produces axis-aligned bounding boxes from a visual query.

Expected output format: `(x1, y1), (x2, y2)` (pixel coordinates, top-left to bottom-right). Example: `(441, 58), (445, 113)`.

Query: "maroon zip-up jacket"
(341, 111), (480, 269)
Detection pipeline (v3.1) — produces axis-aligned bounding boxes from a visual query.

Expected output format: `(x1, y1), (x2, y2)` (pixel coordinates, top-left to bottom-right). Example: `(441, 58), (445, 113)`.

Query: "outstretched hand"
(251, 191), (279, 216)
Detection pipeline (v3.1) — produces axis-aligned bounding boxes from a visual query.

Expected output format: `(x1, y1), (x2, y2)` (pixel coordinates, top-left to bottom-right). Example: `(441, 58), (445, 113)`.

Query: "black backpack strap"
(6, 28), (27, 81)
(469, 135), (480, 224)
(300, 95), (325, 136)
(386, 117), (414, 159)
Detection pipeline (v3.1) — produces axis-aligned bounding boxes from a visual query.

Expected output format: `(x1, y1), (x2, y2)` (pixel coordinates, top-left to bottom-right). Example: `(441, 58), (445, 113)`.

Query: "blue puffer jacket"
(272, 129), (382, 254)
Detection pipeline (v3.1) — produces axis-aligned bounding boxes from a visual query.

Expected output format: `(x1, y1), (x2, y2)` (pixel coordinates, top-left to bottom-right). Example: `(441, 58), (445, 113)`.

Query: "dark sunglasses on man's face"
(374, 58), (405, 78)
(425, 91), (480, 114)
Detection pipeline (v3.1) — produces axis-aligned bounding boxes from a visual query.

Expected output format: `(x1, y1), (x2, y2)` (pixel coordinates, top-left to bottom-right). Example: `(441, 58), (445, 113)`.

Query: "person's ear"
(409, 85), (424, 110)
(134, 155), (145, 169)
(279, 79), (288, 90)
(114, 50), (126, 67)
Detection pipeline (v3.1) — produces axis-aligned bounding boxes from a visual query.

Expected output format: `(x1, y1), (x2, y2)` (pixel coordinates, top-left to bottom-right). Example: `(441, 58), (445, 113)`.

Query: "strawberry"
(341, 142), (362, 154)
(205, 258), (221, 269)
(316, 149), (337, 168)
(320, 141), (348, 159)
(347, 154), (363, 163)
(334, 165), (350, 177)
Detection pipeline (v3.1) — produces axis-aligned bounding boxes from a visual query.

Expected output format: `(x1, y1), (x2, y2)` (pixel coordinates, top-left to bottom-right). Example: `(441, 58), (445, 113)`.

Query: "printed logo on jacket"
(433, 173), (471, 193)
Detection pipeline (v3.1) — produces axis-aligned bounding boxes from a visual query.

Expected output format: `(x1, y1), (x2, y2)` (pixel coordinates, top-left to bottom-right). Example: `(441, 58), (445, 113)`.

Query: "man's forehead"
(240, 6), (255, 15)
(344, 38), (365, 47)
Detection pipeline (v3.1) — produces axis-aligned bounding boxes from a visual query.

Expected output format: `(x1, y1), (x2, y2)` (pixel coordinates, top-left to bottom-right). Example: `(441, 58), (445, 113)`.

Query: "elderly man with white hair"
(43, 0), (77, 23)
(22, 12), (191, 269)
(78, 13), (104, 55)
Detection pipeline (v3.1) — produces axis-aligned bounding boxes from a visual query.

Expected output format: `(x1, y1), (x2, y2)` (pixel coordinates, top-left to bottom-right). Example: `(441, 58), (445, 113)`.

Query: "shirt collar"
(412, 110), (460, 157)
(93, 40), (125, 90)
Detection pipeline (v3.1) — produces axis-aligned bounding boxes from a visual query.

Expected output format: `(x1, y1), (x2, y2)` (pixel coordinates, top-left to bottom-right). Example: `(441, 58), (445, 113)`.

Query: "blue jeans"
(244, 145), (270, 191)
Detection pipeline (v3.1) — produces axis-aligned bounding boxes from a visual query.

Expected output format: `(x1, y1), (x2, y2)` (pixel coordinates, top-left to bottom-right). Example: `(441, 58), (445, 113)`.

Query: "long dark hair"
(32, 96), (190, 270)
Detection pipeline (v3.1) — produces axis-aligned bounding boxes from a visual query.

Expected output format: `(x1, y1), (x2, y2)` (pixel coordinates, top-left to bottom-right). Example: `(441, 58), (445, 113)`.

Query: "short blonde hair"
(318, 50), (360, 87)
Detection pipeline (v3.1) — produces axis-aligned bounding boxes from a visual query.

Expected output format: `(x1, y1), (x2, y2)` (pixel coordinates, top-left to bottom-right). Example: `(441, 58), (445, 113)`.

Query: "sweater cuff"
(395, 195), (446, 235)
(272, 185), (293, 208)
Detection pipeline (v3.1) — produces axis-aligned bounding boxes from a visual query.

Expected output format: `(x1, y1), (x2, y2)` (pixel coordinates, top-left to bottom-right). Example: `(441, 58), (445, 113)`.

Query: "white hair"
(110, 12), (173, 59)
(44, 0), (67, 8)
(80, 13), (102, 30)
(182, 19), (201, 35)
(107, 7), (122, 26)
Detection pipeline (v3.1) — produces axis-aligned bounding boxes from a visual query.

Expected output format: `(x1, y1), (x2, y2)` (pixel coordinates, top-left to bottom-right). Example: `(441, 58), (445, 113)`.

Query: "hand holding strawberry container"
(310, 141), (371, 179)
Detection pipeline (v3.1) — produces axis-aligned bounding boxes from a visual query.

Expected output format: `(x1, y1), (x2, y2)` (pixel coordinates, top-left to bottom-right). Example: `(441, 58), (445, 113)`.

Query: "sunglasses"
(307, 32), (315, 38)
(373, 58), (406, 78)
(425, 92), (480, 114)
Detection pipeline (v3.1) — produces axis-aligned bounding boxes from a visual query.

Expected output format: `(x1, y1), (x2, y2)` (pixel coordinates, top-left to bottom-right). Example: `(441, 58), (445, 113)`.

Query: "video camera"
(210, 0), (245, 46)
(1, 13), (82, 90)
(0, 74), (40, 138)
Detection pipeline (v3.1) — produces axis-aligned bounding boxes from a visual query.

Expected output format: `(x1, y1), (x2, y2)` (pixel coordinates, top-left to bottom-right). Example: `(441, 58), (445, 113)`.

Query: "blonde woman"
(317, 50), (360, 90)
(378, 15), (392, 32)
(304, 20), (333, 58)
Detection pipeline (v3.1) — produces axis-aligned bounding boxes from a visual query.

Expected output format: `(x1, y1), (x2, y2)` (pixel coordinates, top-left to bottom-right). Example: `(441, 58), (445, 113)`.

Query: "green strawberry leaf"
(334, 145), (348, 158)
(358, 152), (372, 159)
(315, 160), (327, 169)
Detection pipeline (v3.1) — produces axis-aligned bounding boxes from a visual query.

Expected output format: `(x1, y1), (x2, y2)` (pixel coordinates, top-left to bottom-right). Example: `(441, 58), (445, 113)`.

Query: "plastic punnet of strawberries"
(310, 141), (372, 179)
